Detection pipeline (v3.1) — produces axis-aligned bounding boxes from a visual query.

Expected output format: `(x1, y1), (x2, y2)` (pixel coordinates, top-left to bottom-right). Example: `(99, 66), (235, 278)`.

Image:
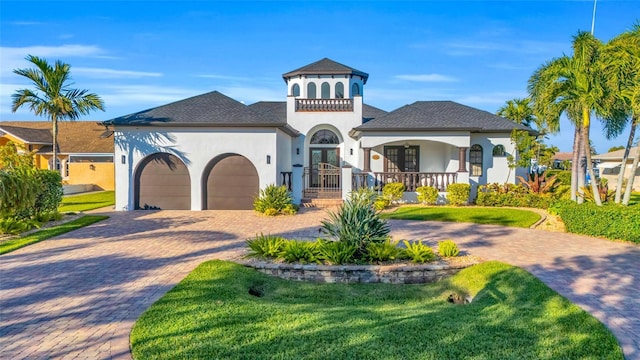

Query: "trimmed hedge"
(476, 192), (554, 209)
(446, 183), (470, 206)
(555, 202), (640, 243)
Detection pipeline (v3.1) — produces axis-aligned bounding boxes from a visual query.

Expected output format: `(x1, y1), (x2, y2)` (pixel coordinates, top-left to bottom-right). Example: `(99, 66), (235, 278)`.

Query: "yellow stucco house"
(0, 121), (114, 192)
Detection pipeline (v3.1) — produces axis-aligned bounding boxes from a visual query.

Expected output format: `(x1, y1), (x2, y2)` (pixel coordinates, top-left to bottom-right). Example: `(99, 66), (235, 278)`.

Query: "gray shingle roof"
(354, 101), (533, 133)
(0, 125), (52, 144)
(107, 91), (286, 127)
(282, 58), (369, 84)
(363, 104), (387, 123)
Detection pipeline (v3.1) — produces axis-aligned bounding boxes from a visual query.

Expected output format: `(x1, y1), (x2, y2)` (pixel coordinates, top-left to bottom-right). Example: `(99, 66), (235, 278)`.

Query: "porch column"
(341, 165), (353, 200)
(291, 164), (304, 205)
(363, 147), (372, 172)
(458, 147), (468, 172)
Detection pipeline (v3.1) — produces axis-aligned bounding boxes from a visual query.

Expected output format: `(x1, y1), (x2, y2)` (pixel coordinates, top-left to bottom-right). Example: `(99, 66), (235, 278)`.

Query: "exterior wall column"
(341, 165), (353, 200)
(362, 147), (372, 172)
(291, 164), (303, 204)
(458, 147), (468, 172)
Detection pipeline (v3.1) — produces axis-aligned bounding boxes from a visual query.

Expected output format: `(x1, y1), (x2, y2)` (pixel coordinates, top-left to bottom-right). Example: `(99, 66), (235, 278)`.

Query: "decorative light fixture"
(89, 164), (95, 170)
(296, 148), (300, 155)
(121, 155), (126, 164)
(350, 148), (353, 155)
(404, 142), (410, 149)
(266, 155), (271, 164)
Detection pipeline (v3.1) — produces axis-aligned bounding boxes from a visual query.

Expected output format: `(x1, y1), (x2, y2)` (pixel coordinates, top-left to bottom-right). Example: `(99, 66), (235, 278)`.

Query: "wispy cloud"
(217, 86), (283, 104)
(455, 91), (528, 107)
(74, 67), (163, 79)
(99, 85), (201, 107)
(444, 39), (566, 57)
(9, 21), (45, 26)
(394, 74), (458, 83)
(0, 44), (107, 79)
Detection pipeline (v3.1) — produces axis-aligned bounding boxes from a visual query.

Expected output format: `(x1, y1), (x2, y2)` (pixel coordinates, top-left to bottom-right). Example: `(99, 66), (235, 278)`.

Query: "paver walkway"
(0, 209), (638, 359)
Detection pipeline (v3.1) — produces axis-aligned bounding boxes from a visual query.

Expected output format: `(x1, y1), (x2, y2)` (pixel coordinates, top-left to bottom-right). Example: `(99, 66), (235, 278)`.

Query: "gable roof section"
(0, 125), (52, 144)
(0, 121), (114, 153)
(354, 101), (533, 133)
(593, 147), (638, 161)
(282, 58), (369, 84)
(363, 104), (388, 123)
(108, 91), (279, 126)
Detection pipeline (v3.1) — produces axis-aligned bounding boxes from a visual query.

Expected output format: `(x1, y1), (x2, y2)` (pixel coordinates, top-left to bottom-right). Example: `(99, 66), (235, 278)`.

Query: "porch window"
(292, 84), (300, 97)
(307, 83), (316, 99)
(335, 82), (344, 98)
(321, 82), (330, 99)
(492, 144), (506, 157)
(470, 144), (483, 176)
(384, 146), (419, 172)
(310, 129), (339, 144)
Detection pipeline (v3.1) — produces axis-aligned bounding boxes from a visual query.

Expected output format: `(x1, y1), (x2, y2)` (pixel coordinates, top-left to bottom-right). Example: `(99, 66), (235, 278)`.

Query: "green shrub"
(245, 233), (286, 258)
(438, 240), (460, 257)
(33, 170), (63, 216)
(0, 217), (40, 235)
(321, 189), (390, 256)
(280, 240), (321, 264)
(253, 184), (297, 216)
(382, 182), (405, 204)
(446, 183), (470, 206)
(416, 186), (438, 205)
(318, 241), (357, 264)
(365, 238), (401, 263)
(475, 183), (556, 209)
(546, 170), (571, 186)
(374, 198), (390, 211)
(402, 240), (435, 263)
(555, 202), (640, 243)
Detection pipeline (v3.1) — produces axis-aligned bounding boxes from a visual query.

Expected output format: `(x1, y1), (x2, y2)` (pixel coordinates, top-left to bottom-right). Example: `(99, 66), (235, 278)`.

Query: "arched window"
(321, 82), (330, 99)
(469, 144), (483, 176)
(307, 83), (316, 99)
(310, 129), (339, 144)
(352, 83), (360, 97)
(335, 82), (344, 98)
(492, 144), (506, 157)
(291, 83), (300, 97)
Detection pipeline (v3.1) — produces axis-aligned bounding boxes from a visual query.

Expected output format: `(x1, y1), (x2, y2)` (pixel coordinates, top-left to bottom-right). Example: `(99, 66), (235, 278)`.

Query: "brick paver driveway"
(1, 209), (639, 359)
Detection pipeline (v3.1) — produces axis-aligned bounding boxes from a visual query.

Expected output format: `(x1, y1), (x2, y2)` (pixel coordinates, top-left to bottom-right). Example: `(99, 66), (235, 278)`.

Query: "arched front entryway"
(203, 154), (259, 210)
(134, 153), (191, 210)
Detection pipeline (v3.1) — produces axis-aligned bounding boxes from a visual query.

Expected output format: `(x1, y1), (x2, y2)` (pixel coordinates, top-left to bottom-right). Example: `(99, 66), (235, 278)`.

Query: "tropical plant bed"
(238, 255), (482, 284)
(131, 260), (622, 359)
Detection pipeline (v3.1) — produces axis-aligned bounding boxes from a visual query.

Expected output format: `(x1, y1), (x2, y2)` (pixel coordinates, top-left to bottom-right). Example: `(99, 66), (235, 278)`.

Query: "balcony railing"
(353, 172), (458, 192)
(296, 99), (353, 112)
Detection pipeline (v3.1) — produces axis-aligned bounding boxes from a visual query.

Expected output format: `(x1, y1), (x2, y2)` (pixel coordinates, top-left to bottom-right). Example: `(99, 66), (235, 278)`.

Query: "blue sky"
(1, 0), (638, 153)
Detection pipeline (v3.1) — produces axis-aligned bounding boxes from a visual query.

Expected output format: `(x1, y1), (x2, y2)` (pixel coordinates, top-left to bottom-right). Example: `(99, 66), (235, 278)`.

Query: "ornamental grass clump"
(402, 240), (436, 263)
(245, 233), (286, 258)
(253, 184), (297, 216)
(438, 239), (460, 257)
(280, 239), (323, 264)
(365, 238), (402, 263)
(321, 188), (390, 258)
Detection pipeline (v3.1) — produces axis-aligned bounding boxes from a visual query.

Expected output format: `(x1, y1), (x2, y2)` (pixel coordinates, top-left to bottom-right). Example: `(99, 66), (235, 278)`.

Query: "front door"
(310, 148), (340, 187)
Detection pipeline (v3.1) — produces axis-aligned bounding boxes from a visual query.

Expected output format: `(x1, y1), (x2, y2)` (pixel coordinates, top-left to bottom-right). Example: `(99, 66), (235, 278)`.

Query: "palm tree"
(496, 98), (536, 128)
(528, 31), (626, 206)
(602, 23), (640, 204)
(11, 55), (105, 176)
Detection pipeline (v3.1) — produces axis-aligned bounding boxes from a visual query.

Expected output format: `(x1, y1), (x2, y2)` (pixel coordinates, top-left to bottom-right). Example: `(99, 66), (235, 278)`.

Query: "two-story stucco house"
(106, 58), (530, 211)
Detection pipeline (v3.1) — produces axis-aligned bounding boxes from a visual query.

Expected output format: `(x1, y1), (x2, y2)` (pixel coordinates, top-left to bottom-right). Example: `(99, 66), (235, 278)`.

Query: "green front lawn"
(131, 260), (621, 359)
(630, 192), (640, 206)
(59, 191), (115, 212)
(0, 215), (109, 255)
(382, 206), (541, 228)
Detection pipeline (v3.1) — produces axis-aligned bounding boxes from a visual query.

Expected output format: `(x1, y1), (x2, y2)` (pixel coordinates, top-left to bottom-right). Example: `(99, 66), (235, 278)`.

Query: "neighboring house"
(106, 58), (531, 211)
(0, 121), (115, 192)
(552, 152), (573, 170)
(593, 147), (640, 191)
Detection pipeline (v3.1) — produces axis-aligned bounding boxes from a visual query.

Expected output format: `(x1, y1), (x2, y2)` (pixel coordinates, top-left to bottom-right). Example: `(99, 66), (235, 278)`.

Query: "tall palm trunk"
(571, 126), (583, 202)
(52, 115), (59, 176)
(583, 108), (602, 205)
(622, 139), (640, 205)
(614, 116), (637, 203)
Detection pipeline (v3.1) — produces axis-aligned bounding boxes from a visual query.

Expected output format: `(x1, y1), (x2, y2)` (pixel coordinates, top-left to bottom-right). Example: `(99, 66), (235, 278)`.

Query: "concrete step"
(301, 198), (344, 208)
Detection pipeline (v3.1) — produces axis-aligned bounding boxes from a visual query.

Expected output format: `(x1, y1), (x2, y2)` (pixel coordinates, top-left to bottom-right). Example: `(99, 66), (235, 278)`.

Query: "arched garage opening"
(203, 154), (259, 210)
(134, 153), (191, 210)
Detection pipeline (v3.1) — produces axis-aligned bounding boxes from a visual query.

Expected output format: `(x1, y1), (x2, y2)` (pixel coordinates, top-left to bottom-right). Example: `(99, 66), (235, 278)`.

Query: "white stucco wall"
(287, 75), (365, 99)
(114, 126), (289, 211)
(469, 133), (516, 198)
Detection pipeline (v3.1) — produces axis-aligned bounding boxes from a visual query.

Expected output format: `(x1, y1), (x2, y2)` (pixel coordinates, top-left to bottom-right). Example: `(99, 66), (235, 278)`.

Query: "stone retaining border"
(238, 260), (480, 284)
